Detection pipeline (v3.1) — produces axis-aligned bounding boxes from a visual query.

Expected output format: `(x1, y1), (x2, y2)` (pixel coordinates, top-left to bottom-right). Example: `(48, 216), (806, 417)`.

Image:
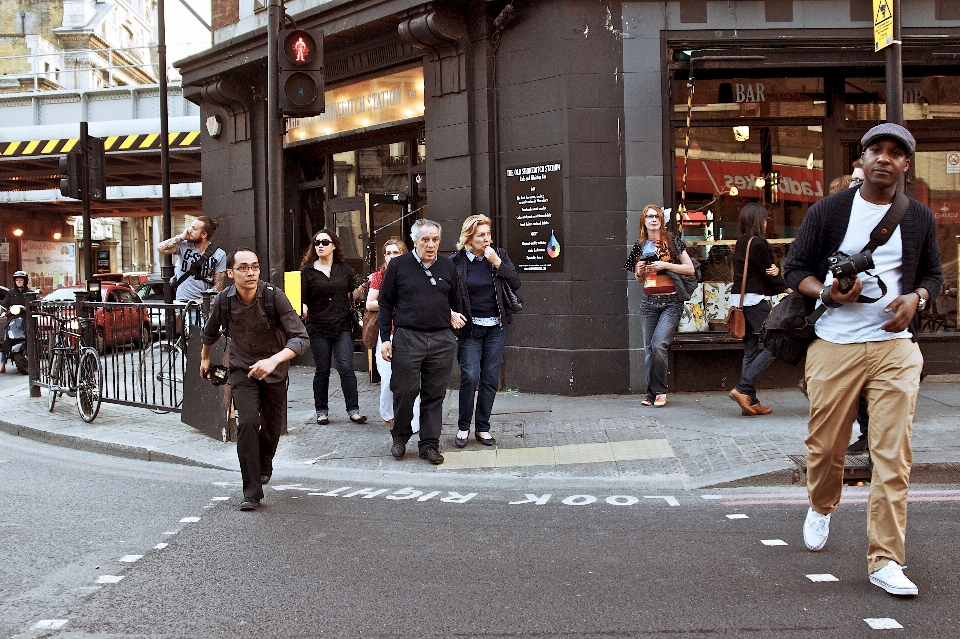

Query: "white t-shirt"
(815, 191), (910, 344)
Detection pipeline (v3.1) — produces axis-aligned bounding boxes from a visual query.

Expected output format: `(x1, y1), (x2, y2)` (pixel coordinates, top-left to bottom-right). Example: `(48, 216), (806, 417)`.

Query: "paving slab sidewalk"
(2, 366), (959, 488)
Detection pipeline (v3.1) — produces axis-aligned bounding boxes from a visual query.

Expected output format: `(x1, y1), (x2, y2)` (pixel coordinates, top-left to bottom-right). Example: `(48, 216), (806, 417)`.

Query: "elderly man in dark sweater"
(378, 219), (465, 464)
(784, 123), (942, 597)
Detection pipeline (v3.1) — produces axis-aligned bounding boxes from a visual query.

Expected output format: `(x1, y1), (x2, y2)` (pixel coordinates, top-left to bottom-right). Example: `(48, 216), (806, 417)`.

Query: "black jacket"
(451, 248), (521, 338)
(784, 187), (943, 338)
(732, 234), (786, 296)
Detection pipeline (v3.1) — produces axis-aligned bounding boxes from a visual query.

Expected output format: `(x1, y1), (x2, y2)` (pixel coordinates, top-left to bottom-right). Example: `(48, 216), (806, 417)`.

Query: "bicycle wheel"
(76, 348), (102, 423)
(138, 340), (185, 412)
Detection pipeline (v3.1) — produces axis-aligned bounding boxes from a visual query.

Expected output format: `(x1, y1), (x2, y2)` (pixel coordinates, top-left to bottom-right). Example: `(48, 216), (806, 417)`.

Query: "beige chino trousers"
(804, 337), (923, 574)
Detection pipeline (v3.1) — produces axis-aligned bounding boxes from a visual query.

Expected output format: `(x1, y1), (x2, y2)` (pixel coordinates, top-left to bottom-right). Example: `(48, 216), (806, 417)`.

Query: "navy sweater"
(783, 187), (943, 337)
(377, 252), (460, 342)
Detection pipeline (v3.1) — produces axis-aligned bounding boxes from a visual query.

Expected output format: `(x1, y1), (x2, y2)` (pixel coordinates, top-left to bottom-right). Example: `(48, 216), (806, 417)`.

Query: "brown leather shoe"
(729, 388), (757, 415)
(751, 403), (773, 415)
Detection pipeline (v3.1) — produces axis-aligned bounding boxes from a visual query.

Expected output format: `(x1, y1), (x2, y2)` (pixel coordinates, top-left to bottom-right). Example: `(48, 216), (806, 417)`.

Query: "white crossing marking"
(34, 620), (68, 629)
(118, 555), (143, 563)
(643, 496), (680, 506)
(864, 618), (904, 630)
(179, 517), (200, 523)
(154, 543), (168, 549)
(162, 531), (178, 535)
(761, 539), (788, 546)
(210, 497), (229, 501)
(95, 575), (124, 584)
(806, 574), (839, 582)
(726, 514), (749, 519)
(701, 495), (722, 500)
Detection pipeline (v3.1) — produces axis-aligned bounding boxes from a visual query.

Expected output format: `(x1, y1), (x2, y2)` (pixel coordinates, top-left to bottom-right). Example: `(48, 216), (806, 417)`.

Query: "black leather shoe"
(317, 415), (329, 425)
(847, 435), (869, 455)
(475, 433), (496, 446)
(391, 442), (406, 459)
(419, 447), (445, 465)
(455, 431), (468, 448)
(350, 413), (368, 424)
(239, 498), (260, 511)
(260, 474), (271, 485)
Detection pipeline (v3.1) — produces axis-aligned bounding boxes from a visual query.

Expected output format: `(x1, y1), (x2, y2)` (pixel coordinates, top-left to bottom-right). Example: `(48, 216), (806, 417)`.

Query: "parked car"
(41, 283), (150, 353)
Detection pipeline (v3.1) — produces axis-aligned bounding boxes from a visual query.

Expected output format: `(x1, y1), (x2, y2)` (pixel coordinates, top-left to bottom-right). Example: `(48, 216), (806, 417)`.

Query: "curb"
(0, 419), (234, 471)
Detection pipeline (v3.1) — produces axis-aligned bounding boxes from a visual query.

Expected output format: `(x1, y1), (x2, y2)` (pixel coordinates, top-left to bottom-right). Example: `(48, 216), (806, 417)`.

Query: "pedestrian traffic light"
(59, 152), (82, 199)
(84, 135), (107, 202)
(278, 28), (324, 117)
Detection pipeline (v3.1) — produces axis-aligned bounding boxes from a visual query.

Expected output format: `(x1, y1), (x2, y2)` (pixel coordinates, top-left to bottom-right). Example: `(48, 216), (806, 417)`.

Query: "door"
(325, 193), (412, 278)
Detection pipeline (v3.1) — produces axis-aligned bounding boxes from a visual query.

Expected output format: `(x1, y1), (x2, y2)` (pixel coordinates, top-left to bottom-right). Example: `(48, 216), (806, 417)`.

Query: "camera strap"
(805, 190), (911, 325)
(852, 190), (910, 304)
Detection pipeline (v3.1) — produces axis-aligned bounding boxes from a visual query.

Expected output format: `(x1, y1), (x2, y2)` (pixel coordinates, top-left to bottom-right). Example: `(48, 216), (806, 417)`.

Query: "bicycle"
(45, 314), (103, 423)
(137, 301), (200, 413)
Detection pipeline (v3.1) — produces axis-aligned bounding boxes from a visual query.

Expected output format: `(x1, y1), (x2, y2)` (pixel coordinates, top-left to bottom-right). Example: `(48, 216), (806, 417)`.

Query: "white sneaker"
(654, 394), (667, 407)
(870, 561), (918, 596)
(803, 507), (830, 551)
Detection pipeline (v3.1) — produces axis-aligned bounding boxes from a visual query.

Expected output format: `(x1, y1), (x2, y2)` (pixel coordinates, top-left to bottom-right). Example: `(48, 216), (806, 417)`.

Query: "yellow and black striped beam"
(0, 131), (201, 158)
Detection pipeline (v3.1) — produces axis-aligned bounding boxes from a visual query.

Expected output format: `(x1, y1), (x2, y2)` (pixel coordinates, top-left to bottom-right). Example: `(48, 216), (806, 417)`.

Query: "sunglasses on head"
(314, 239), (333, 247)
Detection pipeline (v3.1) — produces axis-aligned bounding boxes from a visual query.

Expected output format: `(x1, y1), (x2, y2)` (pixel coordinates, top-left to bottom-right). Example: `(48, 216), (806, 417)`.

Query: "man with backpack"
(784, 123), (942, 596)
(200, 248), (309, 511)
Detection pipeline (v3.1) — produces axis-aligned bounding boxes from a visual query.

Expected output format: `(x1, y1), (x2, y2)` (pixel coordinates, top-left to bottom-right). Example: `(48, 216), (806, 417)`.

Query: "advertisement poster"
(20, 240), (77, 295)
(505, 162), (564, 273)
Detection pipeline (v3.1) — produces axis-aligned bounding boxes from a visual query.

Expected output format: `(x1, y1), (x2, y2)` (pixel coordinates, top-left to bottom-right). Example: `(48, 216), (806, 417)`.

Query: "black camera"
(640, 244), (662, 264)
(828, 250), (875, 293)
(209, 365), (229, 386)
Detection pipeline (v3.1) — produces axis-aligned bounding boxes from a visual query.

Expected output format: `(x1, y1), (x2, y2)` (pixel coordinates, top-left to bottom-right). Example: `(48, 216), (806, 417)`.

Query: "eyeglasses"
(644, 214), (660, 219)
(314, 239), (333, 247)
(233, 264), (260, 273)
(423, 268), (436, 286)
(849, 177), (864, 186)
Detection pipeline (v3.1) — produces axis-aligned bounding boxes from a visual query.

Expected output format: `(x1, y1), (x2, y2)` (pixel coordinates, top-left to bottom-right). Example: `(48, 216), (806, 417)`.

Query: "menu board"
(505, 162), (564, 273)
(20, 240), (78, 295)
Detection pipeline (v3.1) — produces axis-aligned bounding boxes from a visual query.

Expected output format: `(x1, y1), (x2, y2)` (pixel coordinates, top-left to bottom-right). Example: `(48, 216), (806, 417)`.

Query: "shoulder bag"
(763, 190), (911, 366)
(726, 236), (754, 339)
(497, 248), (524, 313)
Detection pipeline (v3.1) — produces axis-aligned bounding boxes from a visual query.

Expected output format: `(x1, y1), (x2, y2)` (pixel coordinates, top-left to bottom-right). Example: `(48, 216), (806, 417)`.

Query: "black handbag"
(502, 280), (523, 313)
(763, 191), (910, 366)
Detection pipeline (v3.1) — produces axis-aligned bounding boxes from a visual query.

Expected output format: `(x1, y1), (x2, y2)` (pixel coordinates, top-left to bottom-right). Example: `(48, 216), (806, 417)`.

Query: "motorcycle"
(1, 304), (28, 375)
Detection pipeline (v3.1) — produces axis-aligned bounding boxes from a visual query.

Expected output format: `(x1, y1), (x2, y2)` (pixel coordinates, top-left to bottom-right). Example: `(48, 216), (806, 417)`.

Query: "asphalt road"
(7, 434), (959, 639)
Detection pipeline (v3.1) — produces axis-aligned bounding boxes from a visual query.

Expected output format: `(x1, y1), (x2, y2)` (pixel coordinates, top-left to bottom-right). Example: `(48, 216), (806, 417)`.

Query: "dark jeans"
(857, 392), (869, 436)
(309, 329), (359, 414)
(457, 323), (508, 433)
(640, 293), (683, 397)
(230, 370), (287, 500)
(735, 302), (777, 401)
(390, 327), (457, 453)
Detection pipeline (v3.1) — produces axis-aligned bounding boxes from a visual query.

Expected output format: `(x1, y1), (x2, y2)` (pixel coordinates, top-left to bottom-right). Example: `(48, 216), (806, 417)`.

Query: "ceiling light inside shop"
(13, 228), (23, 236)
(728, 186), (739, 196)
(53, 232), (62, 240)
(733, 126), (750, 142)
(807, 153), (815, 170)
(755, 176), (766, 188)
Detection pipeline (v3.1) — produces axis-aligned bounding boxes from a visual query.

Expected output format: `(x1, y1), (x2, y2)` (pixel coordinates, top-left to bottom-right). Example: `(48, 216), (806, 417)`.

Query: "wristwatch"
(913, 289), (927, 311)
(819, 287), (841, 308)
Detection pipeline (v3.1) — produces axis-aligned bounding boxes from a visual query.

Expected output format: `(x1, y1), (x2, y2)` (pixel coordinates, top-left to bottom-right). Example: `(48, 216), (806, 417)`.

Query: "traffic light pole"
(158, 0), (175, 304)
(885, 0), (903, 125)
(80, 121), (94, 282)
(266, 0), (285, 287)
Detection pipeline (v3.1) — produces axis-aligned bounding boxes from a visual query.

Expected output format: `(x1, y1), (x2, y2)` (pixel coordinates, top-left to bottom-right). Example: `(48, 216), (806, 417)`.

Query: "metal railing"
(0, 45), (164, 92)
(26, 292), (205, 414)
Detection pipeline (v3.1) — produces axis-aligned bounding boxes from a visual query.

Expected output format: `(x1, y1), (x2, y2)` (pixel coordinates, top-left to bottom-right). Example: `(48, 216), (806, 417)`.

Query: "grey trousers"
(389, 327), (456, 453)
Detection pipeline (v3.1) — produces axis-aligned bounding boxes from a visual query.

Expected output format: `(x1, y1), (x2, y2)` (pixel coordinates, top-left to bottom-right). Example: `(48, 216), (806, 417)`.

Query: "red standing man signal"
(293, 37), (309, 63)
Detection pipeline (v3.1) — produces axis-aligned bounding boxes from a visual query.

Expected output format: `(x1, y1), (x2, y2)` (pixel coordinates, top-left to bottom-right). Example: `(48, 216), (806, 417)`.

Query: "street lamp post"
(157, 0), (174, 304)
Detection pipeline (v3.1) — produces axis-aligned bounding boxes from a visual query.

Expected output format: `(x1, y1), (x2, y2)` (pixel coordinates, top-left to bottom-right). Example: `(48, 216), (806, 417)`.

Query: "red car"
(42, 283), (150, 353)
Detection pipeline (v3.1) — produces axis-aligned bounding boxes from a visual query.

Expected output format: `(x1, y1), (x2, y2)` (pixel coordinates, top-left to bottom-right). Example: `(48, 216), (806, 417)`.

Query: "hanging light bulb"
(806, 152), (815, 170)
(733, 126), (750, 142)
(755, 176), (766, 188)
(728, 186), (739, 196)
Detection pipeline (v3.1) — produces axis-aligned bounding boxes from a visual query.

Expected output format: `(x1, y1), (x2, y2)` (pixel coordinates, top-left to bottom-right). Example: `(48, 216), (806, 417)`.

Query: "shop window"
(672, 77), (825, 119)
(911, 151), (960, 332)
(844, 75), (960, 121)
(333, 144), (410, 197)
(672, 125), (822, 332)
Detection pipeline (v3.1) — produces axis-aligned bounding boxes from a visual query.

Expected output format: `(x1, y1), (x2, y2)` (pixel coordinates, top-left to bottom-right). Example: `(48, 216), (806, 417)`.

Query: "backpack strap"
(219, 287), (231, 338)
(862, 190), (909, 255)
(218, 283), (284, 340)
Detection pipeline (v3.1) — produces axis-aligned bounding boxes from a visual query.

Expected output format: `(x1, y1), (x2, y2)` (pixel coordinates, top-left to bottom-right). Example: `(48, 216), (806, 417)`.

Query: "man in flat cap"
(784, 123), (942, 596)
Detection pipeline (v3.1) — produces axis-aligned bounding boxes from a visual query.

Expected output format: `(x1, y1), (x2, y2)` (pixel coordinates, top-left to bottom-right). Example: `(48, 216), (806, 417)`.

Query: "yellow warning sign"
(874, 0), (894, 52)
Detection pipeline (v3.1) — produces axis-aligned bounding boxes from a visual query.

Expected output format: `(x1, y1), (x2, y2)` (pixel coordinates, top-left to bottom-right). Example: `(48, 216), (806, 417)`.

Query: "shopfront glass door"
(326, 193), (411, 278)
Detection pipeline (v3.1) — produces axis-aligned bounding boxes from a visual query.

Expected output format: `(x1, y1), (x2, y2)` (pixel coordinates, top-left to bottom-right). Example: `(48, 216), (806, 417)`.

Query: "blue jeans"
(457, 323), (508, 433)
(309, 329), (359, 414)
(640, 293), (682, 397)
(736, 302), (777, 401)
